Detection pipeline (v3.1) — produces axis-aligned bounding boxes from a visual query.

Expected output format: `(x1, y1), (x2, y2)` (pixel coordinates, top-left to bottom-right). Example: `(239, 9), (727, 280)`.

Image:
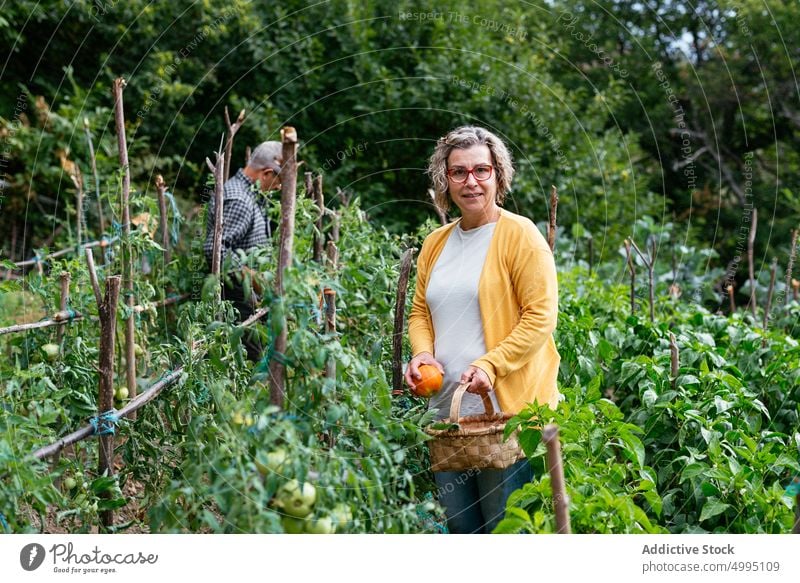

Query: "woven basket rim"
(424, 412), (516, 438)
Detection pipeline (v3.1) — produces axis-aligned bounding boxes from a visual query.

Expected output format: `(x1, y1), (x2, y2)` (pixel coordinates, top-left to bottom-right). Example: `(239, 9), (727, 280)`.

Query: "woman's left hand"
(460, 366), (492, 394)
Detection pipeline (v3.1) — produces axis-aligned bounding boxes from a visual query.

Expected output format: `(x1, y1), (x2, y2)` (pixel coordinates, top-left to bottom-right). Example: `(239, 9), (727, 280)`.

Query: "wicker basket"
(424, 382), (525, 472)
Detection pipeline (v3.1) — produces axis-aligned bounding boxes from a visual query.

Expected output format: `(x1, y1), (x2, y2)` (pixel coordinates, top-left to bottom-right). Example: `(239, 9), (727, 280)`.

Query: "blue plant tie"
(90, 410), (120, 436)
(265, 343), (290, 366)
(65, 308), (77, 322)
(101, 235), (119, 264)
(255, 350), (270, 374)
(0, 511), (10, 533)
(164, 190), (182, 245)
(786, 478), (800, 497)
(195, 383), (210, 405)
(291, 302), (322, 323)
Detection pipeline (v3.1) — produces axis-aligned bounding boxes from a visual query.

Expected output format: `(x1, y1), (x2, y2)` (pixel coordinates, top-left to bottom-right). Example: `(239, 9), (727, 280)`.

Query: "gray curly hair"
(247, 141), (283, 173)
(427, 125), (514, 211)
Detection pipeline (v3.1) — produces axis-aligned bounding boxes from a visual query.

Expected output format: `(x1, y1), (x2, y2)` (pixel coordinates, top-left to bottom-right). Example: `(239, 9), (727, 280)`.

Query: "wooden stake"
(323, 288), (337, 382)
(97, 274), (121, 529)
(0, 310), (84, 336)
(57, 272), (71, 344)
(326, 208), (341, 245)
(154, 175), (171, 265)
(543, 424), (570, 534)
(764, 258), (777, 330)
(13, 237), (118, 269)
(727, 284), (736, 313)
(83, 117), (106, 237)
(112, 77), (138, 418)
(326, 240), (339, 272)
(131, 293), (189, 314)
(313, 174), (325, 263)
(669, 332), (679, 389)
(786, 229), (798, 306)
(274, 126), (298, 293)
(336, 186), (351, 207)
(648, 237), (656, 323)
(392, 248), (416, 395)
(304, 172), (313, 199)
(748, 207), (758, 317)
(223, 107), (246, 181)
(630, 238), (655, 323)
(794, 279), (800, 302)
(206, 150), (225, 282)
(85, 248), (102, 306)
(548, 185), (558, 252)
(32, 366), (185, 461)
(587, 234), (594, 276)
(268, 127), (298, 409)
(625, 239), (636, 316)
(70, 165), (84, 249)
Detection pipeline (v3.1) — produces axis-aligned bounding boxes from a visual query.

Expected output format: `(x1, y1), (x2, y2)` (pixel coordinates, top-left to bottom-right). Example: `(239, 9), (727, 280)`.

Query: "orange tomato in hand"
(411, 364), (443, 398)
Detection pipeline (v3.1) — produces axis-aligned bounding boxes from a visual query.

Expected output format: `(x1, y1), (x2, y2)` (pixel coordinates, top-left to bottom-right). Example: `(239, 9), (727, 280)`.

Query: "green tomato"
(255, 448), (287, 476)
(115, 386), (129, 400)
(133, 343), (144, 357)
(63, 477), (77, 490)
(42, 343), (60, 361)
(283, 502), (314, 519)
(331, 503), (353, 529)
(277, 479), (316, 518)
(281, 516), (308, 534)
(305, 515), (335, 534)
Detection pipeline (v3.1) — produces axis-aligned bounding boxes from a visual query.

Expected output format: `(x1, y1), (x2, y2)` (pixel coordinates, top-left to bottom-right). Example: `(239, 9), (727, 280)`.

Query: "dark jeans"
(433, 458), (533, 534)
(222, 277), (263, 362)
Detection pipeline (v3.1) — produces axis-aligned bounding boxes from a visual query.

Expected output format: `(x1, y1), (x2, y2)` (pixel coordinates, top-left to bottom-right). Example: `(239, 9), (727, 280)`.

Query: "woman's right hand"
(404, 352), (445, 390)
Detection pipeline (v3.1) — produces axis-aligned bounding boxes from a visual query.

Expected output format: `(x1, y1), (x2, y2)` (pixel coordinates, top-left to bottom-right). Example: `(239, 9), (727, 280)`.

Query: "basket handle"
(448, 382), (496, 422)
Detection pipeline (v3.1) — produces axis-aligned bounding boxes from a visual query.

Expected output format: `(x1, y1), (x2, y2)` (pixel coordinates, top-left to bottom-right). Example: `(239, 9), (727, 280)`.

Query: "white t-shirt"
(425, 221), (500, 420)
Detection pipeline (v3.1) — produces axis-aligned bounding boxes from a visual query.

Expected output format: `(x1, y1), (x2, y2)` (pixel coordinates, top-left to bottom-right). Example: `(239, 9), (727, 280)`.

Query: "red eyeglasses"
(446, 164), (494, 183)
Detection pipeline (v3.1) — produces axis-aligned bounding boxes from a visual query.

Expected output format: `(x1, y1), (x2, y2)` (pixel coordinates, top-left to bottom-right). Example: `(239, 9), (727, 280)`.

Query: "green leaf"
(675, 375), (701, 387)
(643, 490), (663, 517)
(642, 389), (658, 408)
(517, 430), (541, 458)
(201, 274), (220, 302)
(90, 476), (116, 494)
(699, 498), (730, 522)
(714, 396), (734, 414)
(618, 430), (645, 468)
(97, 497), (128, 511)
(492, 517), (529, 534)
(681, 462), (708, 482)
(429, 422), (459, 431)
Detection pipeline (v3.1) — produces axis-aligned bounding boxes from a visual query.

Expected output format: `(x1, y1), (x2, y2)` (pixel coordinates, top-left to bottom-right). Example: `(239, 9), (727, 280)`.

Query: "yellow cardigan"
(408, 208), (561, 414)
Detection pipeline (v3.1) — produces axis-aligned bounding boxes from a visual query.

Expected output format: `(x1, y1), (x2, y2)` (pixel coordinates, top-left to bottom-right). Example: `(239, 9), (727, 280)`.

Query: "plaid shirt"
(204, 169), (270, 268)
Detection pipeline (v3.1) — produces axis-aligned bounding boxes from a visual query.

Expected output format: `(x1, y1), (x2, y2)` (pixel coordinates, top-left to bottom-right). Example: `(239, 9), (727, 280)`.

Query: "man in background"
(204, 141), (283, 361)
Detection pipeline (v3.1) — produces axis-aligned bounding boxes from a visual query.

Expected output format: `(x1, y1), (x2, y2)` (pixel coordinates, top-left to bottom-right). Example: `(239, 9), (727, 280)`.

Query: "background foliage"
(0, 0), (798, 534)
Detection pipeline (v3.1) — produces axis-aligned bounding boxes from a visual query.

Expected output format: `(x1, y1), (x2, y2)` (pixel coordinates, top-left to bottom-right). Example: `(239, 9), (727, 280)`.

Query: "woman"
(404, 125), (561, 534)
